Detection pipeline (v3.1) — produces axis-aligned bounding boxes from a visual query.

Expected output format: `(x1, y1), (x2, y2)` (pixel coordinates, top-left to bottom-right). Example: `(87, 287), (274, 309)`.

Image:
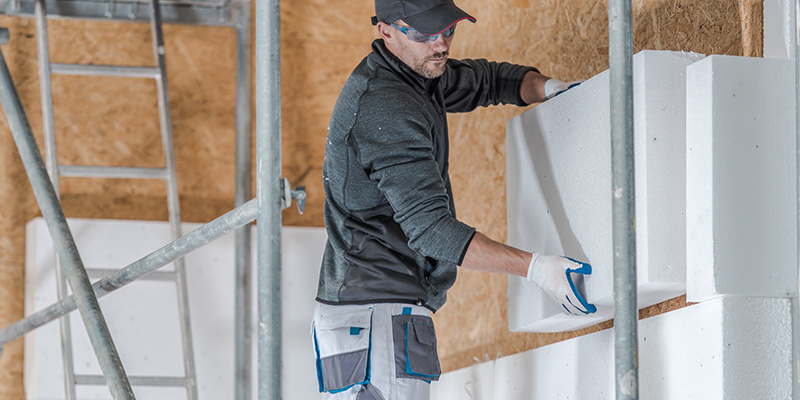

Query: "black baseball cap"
(371, 0), (476, 35)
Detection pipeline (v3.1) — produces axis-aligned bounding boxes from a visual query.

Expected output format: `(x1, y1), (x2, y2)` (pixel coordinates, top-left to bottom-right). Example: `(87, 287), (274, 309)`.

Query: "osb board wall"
(0, 0), (759, 397)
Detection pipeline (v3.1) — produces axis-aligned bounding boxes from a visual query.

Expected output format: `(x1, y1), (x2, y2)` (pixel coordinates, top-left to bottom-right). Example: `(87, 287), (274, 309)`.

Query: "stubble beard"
(413, 51), (449, 79)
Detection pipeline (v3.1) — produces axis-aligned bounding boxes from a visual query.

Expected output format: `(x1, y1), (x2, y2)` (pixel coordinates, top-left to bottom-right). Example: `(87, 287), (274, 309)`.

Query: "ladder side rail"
(33, 2), (78, 399)
(149, 0), (198, 398)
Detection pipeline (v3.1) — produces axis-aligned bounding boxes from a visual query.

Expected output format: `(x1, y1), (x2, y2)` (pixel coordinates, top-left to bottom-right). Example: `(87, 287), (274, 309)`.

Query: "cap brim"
(404, 4), (476, 35)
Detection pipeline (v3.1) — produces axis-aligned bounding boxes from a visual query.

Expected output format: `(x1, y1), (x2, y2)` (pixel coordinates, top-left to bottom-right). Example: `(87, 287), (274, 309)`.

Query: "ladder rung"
(59, 165), (168, 180)
(74, 374), (188, 388)
(86, 268), (176, 282)
(51, 63), (160, 79)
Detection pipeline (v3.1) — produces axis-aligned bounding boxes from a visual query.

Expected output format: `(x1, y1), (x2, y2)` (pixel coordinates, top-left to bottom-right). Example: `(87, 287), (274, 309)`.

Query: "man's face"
(380, 20), (454, 79)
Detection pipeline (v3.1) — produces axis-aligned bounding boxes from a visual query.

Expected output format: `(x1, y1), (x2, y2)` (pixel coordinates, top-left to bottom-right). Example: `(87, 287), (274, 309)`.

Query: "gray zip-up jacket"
(316, 39), (537, 311)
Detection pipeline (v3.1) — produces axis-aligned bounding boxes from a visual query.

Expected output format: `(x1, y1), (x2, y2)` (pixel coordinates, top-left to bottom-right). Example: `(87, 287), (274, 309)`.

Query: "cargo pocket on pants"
(313, 306), (374, 393)
(392, 314), (441, 381)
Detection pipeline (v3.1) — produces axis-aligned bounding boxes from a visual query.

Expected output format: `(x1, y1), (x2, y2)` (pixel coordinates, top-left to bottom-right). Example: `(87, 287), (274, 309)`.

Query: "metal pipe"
(0, 199), (258, 345)
(59, 165), (168, 179)
(793, 1), (800, 398)
(609, 0), (638, 399)
(256, 0), (282, 398)
(234, 2), (253, 399)
(0, 29), (135, 399)
(85, 269), (177, 281)
(51, 63), (160, 78)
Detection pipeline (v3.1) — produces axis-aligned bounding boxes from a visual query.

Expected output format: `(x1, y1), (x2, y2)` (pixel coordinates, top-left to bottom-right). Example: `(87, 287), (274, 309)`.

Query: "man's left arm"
(522, 70), (585, 103)
(520, 70), (549, 104)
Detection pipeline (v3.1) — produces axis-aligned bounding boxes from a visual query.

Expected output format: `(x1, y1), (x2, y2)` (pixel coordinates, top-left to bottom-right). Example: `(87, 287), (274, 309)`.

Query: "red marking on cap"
(432, 16), (476, 35)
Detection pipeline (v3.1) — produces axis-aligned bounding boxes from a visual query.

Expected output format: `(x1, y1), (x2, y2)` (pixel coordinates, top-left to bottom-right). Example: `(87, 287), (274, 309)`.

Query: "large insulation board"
(431, 297), (792, 400)
(24, 219), (326, 400)
(686, 55), (798, 302)
(506, 50), (703, 332)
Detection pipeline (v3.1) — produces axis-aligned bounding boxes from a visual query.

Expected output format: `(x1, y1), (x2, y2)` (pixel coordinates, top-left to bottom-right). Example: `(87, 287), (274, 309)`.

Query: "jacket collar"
(368, 39), (440, 95)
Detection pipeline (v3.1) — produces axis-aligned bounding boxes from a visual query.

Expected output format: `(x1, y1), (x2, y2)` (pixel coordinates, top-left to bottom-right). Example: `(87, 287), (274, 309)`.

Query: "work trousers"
(311, 302), (441, 400)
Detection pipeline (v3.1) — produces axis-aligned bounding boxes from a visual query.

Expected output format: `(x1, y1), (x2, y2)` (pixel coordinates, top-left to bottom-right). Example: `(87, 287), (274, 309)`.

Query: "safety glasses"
(390, 23), (456, 43)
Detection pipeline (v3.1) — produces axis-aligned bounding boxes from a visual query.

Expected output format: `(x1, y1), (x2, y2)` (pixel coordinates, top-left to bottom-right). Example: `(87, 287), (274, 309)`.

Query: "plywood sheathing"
(738, 0), (764, 57)
(0, 0), (758, 394)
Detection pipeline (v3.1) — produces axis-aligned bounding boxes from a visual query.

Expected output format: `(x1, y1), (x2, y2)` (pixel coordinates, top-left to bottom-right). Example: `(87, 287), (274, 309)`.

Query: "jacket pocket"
(392, 314), (441, 381)
(313, 306), (374, 393)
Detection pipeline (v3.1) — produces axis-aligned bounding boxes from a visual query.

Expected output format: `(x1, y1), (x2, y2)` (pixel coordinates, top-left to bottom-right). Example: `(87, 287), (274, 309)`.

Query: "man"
(312, 1), (596, 398)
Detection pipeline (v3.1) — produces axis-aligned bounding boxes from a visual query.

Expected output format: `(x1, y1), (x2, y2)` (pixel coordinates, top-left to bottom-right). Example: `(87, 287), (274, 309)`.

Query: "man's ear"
(376, 22), (394, 41)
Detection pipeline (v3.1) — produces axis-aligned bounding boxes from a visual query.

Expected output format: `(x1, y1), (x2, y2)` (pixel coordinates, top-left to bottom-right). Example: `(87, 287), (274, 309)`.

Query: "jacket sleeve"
(441, 59), (538, 112)
(348, 90), (476, 265)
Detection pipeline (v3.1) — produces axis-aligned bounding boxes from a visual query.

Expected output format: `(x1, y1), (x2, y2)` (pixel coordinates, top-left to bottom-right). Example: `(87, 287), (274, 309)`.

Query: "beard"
(412, 51), (449, 79)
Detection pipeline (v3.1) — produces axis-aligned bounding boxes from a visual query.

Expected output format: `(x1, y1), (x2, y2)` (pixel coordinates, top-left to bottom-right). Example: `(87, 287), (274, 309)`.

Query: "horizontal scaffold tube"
(0, 198), (258, 346)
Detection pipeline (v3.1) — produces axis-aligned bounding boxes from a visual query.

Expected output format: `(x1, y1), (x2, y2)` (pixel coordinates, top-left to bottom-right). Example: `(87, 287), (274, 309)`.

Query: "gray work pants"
(311, 302), (442, 400)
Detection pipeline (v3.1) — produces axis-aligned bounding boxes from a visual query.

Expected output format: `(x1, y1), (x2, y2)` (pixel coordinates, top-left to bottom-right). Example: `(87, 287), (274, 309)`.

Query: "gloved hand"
(544, 79), (584, 100)
(527, 253), (597, 315)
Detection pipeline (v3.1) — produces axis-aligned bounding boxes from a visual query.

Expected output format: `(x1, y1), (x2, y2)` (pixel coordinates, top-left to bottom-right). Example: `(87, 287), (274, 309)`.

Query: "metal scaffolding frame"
(0, 0), (268, 398)
(34, 0), (201, 395)
(0, 0), (643, 399)
(0, 27), (135, 398)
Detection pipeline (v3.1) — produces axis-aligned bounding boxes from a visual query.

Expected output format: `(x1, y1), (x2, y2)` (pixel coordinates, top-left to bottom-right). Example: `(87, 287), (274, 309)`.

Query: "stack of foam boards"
(24, 219), (326, 400)
(506, 50), (703, 332)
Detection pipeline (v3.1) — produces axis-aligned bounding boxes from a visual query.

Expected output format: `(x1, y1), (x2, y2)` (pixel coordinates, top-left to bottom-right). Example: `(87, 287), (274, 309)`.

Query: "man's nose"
(431, 34), (449, 52)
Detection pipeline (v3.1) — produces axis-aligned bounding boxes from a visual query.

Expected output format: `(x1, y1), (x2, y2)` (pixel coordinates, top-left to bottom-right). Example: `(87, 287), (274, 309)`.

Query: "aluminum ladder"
(33, 0), (198, 398)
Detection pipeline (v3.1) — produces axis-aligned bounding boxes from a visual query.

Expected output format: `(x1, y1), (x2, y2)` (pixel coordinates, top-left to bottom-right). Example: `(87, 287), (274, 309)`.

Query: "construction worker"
(312, 1), (596, 398)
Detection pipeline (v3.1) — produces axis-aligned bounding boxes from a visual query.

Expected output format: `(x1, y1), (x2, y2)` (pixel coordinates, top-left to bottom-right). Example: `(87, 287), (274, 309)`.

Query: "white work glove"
(544, 79), (584, 100)
(527, 253), (597, 315)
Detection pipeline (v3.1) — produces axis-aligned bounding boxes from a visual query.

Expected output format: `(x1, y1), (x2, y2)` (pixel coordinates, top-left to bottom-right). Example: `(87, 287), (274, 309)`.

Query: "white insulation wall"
(686, 55), (797, 301)
(431, 297), (792, 400)
(506, 50), (702, 333)
(498, 50), (795, 398)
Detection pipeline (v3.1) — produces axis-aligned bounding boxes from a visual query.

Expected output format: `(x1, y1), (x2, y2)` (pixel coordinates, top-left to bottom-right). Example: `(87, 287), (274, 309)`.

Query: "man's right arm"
(460, 231), (597, 315)
(460, 231), (530, 277)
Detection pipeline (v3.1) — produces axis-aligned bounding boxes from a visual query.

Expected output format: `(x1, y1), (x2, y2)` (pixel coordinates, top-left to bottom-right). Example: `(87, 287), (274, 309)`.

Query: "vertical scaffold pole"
(609, 0), (638, 399)
(235, 1), (254, 399)
(793, 1), (800, 398)
(256, 0), (282, 399)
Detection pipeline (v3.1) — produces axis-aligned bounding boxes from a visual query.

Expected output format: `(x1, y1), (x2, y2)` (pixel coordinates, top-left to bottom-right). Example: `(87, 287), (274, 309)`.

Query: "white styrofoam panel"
(24, 218), (325, 400)
(764, 0), (795, 60)
(431, 297), (792, 400)
(686, 55), (798, 302)
(506, 50), (703, 332)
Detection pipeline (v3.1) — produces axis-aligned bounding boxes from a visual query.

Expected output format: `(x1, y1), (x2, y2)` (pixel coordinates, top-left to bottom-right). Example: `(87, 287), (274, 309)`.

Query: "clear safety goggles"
(390, 22), (456, 43)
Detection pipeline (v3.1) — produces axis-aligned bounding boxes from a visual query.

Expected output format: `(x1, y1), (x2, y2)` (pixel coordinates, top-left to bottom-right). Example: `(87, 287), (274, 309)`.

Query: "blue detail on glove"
(563, 257), (598, 315)
(551, 81), (583, 99)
